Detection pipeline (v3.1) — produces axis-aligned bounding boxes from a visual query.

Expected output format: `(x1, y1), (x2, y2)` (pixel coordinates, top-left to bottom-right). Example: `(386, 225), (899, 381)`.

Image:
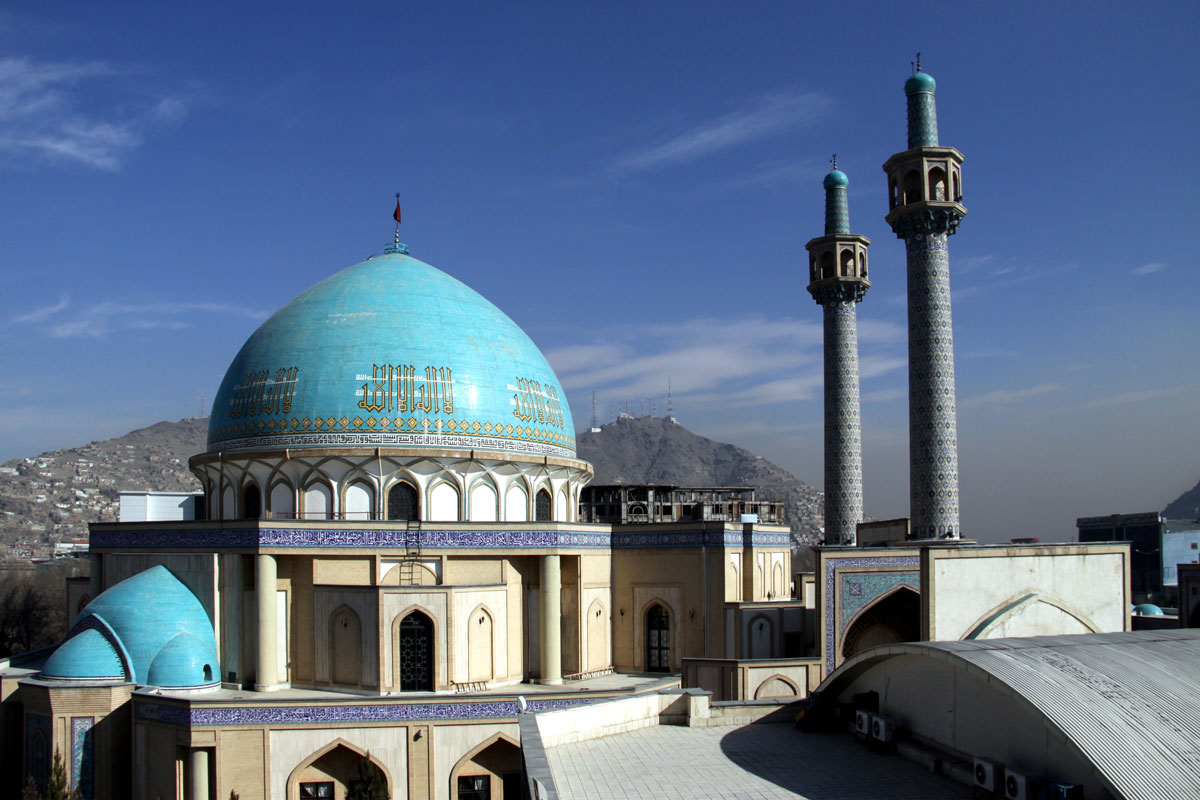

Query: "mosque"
(0, 68), (1141, 800)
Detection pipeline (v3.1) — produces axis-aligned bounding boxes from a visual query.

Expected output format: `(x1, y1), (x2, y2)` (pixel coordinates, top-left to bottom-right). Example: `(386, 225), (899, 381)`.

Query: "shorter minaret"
(807, 158), (871, 545)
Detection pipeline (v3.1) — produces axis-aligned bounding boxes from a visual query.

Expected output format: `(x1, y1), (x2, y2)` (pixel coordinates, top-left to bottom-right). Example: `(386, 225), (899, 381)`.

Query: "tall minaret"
(807, 159), (870, 545)
(882, 62), (967, 539)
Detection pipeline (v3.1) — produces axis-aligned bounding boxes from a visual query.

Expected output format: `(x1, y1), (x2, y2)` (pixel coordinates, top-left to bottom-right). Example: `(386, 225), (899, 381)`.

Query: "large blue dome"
(207, 249), (576, 458)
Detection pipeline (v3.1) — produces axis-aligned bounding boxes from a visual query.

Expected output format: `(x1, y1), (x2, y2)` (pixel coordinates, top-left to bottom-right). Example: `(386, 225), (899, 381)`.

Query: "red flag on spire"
(393, 199), (402, 224)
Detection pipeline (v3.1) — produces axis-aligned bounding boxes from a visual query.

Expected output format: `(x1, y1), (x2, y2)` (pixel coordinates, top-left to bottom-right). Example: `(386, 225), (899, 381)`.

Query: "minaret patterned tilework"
(806, 165), (870, 545)
(883, 67), (967, 539)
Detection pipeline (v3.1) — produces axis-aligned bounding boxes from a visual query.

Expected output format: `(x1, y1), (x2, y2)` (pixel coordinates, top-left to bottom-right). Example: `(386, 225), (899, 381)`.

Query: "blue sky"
(1, 2), (1197, 542)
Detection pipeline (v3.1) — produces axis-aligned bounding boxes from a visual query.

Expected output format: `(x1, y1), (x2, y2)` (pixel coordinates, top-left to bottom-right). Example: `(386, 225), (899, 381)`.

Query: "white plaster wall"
(470, 485), (498, 522)
(429, 482), (459, 521)
(745, 664), (807, 698)
(535, 694), (672, 746)
(930, 552), (1127, 641)
(432, 723), (520, 800)
(451, 589), (508, 682)
(268, 727), (407, 800)
(381, 591), (448, 690)
(503, 485), (528, 522)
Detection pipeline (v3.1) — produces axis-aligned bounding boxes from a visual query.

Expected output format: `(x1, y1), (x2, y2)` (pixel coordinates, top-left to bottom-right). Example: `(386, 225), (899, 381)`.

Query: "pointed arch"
(268, 479), (295, 519)
(386, 480), (419, 521)
(504, 483), (529, 522)
(241, 483), (261, 520)
(535, 488), (552, 521)
(428, 479), (461, 521)
(466, 604), (495, 683)
(964, 590), (1101, 640)
(392, 607), (436, 691)
(643, 601), (672, 673)
(449, 733), (522, 800)
(841, 585), (920, 660)
(586, 599), (608, 671)
(469, 480), (498, 522)
(329, 606), (362, 686)
(754, 674), (799, 699)
(303, 480), (332, 519)
(748, 612), (774, 658)
(343, 480), (374, 520)
(286, 739), (393, 800)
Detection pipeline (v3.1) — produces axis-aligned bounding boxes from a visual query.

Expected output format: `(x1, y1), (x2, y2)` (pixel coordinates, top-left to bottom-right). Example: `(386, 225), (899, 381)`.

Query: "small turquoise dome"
(147, 633), (219, 688)
(44, 565), (218, 688)
(823, 169), (849, 190)
(905, 71), (937, 95)
(42, 627), (126, 681)
(208, 250), (575, 458)
(1134, 603), (1164, 616)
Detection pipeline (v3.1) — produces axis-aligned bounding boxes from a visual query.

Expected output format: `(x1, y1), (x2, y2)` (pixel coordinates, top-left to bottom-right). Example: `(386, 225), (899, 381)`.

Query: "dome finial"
(916, 52), (922, 73)
(831, 153), (837, 171)
(386, 193), (409, 255)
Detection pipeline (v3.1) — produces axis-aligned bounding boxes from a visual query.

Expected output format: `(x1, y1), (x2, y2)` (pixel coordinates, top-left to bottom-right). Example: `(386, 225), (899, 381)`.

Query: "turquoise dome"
(42, 566), (218, 687)
(905, 71), (936, 95)
(208, 250), (576, 458)
(41, 627), (126, 681)
(1134, 603), (1164, 616)
(823, 169), (849, 190)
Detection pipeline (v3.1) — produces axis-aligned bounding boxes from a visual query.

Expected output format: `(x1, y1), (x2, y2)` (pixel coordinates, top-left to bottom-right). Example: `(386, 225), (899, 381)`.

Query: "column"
(539, 555), (562, 684)
(823, 300), (864, 544)
(255, 553), (278, 691)
(906, 231), (959, 538)
(188, 748), (210, 800)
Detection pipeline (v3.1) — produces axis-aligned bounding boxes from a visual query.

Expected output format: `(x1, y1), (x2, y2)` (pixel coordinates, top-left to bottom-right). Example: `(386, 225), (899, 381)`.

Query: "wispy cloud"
(546, 313), (904, 416)
(694, 157), (825, 196)
(11, 294), (69, 324)
(611, 90), (828, 173)
(1076, 385), (1192, 411)
(0, 57), (189, 170)
(1131, 262), (1166, 276)
(952, 262), (1077, 302)
(960, 383), (1060, 411)
(10, 297), (268, 339)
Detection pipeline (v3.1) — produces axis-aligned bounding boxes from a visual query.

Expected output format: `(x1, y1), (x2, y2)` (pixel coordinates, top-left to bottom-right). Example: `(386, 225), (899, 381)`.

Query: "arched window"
(504, 485), (528, 522)
(304, 483), (332, 519)
(645, 604), (670, 673)
(242, 485), (261, 520)
(903, 170), (921, 205)
(859, 252), (867, 278)
(429, 482), (461, 521)
(535, 490), (552, 521)
(469, 483), (498, 522)
(344, 481), (373, 520)
(820, 251), (835, 280)
(388, 482), (419, 521)
(840, 249), (855, 277)
(952, 170), (961, 202)
(928, 166), (947, 202)
(269, 482), (294, 519)
(398, 611), (434, 691)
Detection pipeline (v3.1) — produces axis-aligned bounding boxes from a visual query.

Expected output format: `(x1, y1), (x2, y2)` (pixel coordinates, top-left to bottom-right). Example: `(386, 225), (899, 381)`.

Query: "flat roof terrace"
(545, 723), (968, 800)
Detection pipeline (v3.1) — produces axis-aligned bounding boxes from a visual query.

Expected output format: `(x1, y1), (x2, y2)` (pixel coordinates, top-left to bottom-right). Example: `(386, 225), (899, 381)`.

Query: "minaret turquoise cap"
(906, 69), (939, 149)
(824, 167), (850, 235)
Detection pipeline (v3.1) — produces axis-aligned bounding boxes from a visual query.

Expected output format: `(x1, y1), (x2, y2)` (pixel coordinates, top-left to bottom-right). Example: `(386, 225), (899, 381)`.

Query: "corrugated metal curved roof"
(822, 630), (1200, 800)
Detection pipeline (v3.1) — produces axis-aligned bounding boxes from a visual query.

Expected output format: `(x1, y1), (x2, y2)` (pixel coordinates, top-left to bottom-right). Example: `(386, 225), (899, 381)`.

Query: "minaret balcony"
(883, 146), (965, 212)
(805, 233), (870, 286)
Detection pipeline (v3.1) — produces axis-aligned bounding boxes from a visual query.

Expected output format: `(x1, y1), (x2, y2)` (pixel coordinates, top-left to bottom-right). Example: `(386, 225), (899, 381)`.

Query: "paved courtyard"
(546, 723), (969, 799)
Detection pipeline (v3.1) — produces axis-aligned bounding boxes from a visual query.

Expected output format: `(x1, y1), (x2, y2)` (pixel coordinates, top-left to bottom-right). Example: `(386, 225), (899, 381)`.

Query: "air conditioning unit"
(1004, 770), (1032, 800)
(854, 710), (871, 736)
(1042, 785), (1083, 800)
(974, 758), (1003, 794)
(870, 714), (895, 743)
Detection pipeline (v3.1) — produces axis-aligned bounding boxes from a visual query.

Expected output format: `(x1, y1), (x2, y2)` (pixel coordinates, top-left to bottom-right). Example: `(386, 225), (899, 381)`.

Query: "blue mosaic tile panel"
(134, 696), (591, 727)
(839, 571), (919, 631)
(92, 527), (789, 550)
(822, 555), (919, 673)
(71, 717), (95, 800)
(906, 232), (960, 539)
(907, 90), (938, 148)
(823, 301), (864, 545)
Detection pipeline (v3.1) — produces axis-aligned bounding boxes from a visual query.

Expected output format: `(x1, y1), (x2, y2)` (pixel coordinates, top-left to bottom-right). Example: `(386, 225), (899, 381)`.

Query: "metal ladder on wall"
(399, 519), (422, 585)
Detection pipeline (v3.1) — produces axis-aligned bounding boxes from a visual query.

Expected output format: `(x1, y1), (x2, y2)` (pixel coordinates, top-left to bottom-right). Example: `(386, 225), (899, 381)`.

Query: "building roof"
(822, 630), (1200, 800)
(206, 248), (575, 459)
(41, 565), (218, 688)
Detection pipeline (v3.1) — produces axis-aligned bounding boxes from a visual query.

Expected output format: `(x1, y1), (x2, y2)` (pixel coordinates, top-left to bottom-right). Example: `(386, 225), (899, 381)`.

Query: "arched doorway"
(399, 611), (434, 691)
(450, 734), (522, 800)
(535, 489), (552, 521)
(242, 484), (261, 519)
(289, 742), (391, 800)
(388, 482), (419, 521)
(645, 604), (670, 673)
(841, 586), (921, 660)
(330, 607), (362, 686)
